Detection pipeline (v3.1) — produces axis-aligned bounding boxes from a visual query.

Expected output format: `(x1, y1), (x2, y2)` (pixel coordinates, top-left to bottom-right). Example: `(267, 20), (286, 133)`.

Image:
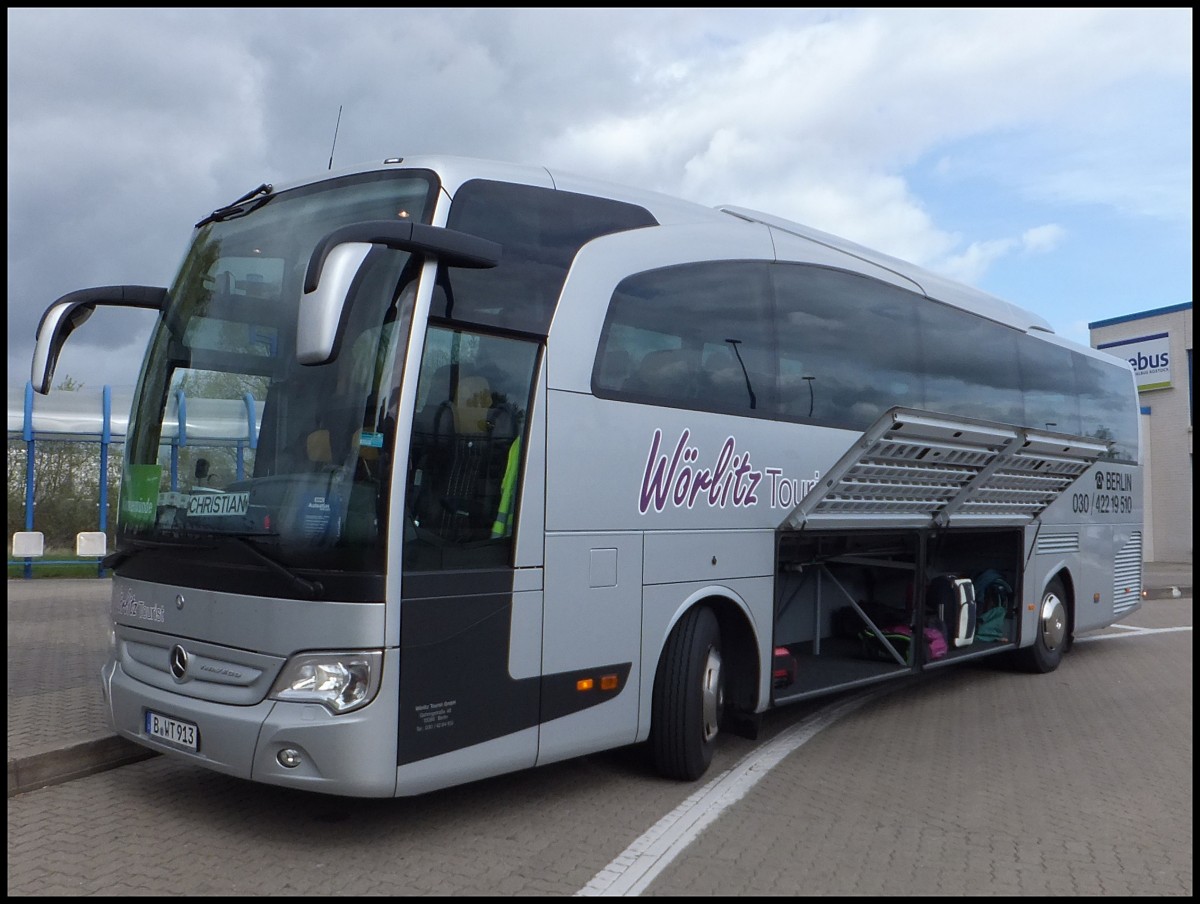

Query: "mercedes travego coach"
(31, 155), (1143, 797)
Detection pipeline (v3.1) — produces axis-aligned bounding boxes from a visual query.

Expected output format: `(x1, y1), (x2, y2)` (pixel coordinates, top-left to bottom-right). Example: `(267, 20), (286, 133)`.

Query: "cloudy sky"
(6, 7), (1192, 395)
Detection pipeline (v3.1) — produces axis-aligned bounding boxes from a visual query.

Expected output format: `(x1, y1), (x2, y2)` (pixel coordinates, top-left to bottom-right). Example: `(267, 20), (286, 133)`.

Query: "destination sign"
(187, 492), (250, 517)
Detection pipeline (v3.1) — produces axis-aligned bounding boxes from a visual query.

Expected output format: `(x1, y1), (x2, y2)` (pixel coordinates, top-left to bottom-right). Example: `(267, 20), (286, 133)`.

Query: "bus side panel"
(1079, 523), (1120, 630)
(642, 529), (775, 586)
(1069, 523), (1144, 632)
(1023, 523), (1142, 642)
(394, 728), (540, 797)
(537, 532), (643, 766)
(389, 576), (544, 798)
(395, 579), (540, 769)
(1025, 459), (1144, 638)
(544, 391), (811, 534)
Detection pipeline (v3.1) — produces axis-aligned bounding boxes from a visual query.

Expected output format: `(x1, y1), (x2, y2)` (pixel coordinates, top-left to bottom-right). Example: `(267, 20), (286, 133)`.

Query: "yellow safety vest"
(491, 436), (521, 538)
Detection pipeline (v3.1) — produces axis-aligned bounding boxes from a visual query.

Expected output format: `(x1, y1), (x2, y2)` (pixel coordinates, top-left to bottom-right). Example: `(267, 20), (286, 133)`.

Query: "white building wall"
(1090, 303), (1193, 564)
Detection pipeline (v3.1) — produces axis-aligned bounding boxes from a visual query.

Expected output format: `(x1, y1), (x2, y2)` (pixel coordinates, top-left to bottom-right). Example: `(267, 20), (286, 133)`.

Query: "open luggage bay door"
(780, 407), (1111, 532)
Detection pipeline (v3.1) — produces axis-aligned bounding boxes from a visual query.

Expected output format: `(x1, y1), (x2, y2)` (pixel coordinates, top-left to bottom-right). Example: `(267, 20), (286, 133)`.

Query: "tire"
(651, 606), (724, 781)
(1017, 576), (1069, 673)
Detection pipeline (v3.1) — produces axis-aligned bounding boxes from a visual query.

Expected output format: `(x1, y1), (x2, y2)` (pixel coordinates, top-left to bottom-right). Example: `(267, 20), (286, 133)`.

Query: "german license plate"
(145, 710), (198, 751)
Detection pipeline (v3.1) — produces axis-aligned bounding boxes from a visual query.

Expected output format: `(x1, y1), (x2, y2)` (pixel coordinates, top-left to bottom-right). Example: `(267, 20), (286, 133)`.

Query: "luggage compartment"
(770, 527), (1022, 703)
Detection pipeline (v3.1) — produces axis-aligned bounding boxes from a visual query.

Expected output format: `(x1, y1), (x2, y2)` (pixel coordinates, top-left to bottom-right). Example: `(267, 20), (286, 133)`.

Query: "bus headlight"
(269, 651), (383, 714)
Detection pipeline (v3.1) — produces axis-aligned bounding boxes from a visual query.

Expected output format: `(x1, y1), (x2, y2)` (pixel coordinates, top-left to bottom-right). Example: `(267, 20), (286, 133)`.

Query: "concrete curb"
(7, 736), (158, 798)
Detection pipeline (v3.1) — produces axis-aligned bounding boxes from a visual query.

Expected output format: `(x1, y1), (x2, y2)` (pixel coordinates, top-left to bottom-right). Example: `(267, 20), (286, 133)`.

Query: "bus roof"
(267, 154), (1054, 334)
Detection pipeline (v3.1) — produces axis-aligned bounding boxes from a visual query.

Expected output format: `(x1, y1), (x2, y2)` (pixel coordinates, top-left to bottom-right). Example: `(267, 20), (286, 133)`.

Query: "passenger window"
(594, 261), (774, 415)
(919, 299), (1023, 426)
(1073, 353), (1138, 461)
(772, 264), (923, 429)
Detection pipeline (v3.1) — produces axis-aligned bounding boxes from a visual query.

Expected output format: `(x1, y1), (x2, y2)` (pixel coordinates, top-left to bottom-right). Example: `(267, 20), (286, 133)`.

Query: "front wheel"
(1017, 577), (1069, 673)
(651, 606), (724, 781)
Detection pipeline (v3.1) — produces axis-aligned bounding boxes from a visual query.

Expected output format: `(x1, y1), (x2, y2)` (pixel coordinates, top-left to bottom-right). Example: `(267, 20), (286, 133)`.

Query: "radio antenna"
(327, 104), (343, 171)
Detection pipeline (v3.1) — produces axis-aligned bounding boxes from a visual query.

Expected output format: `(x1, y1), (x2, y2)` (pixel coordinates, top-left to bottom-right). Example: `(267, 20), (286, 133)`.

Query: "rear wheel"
(1017, 577), (1069, 673)
(651, 606), (724, 781)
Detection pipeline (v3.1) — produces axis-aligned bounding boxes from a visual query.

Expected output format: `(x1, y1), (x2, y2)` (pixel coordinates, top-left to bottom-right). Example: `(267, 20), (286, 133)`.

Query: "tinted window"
(919, 297), (1024, 425)
(1019, 336), (1082, 436)
(593, 261), (774, 415)
(404, 326), (540, 571)
(772, 265), (922, 428)
(442, 180), (657, 334)
(593, 260), (1138, 462)
(1073, 353), (1138, 461)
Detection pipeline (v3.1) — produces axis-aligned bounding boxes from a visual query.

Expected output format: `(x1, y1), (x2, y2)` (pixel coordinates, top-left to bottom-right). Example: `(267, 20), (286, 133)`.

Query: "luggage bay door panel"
(780, 407), (1110, 532)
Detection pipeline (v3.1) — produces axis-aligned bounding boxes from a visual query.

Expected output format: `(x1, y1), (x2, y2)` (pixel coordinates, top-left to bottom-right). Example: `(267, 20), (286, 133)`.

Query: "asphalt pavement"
(5, 562), (1193, 798)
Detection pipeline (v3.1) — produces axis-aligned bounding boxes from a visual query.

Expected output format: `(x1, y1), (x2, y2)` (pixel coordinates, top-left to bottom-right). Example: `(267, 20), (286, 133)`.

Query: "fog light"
(278, 748), (303, 768)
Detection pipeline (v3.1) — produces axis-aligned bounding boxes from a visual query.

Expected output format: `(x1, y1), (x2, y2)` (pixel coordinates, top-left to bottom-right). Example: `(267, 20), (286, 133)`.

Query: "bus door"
(395, 325), (543, 779)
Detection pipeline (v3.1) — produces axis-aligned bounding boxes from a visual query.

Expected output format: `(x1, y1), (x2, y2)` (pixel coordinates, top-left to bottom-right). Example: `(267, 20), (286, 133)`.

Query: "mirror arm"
(303, 220), (500, 294)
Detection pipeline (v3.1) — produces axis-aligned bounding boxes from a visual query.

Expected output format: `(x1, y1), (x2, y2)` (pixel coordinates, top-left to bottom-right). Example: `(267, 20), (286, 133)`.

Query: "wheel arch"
(1022, 563), (1076, 649)
(1047, 567), (1076, 650)
(646, 587), (762, 781)
(1060, 571), (1080, 648)
(648, 587), (763, 722)
(704, 593), (761, 717)
(1015, 568), (1074, 673)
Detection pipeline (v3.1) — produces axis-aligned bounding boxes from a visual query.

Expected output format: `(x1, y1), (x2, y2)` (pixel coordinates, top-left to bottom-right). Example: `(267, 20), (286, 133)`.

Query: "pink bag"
(887, 624), (948, 660)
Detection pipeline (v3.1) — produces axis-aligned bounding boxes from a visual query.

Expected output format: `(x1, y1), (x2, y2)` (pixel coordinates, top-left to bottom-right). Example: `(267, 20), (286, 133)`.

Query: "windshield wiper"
(226, 535), (324, 599)
(101, 535), (218, 571)
(195, 182), (274, 228)
(102, 545), (138, 571)
(105, 533), (322, 599)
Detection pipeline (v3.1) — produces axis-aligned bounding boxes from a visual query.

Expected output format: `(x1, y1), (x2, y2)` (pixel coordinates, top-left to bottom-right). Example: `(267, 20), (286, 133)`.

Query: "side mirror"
(296, 243), (374, 366)
(31, 286), (166, 394)
(297, 220), (500, 366)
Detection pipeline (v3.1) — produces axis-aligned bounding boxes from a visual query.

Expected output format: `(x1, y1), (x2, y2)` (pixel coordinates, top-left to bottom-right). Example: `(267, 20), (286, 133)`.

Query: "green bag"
(974, 605), (1007, 642)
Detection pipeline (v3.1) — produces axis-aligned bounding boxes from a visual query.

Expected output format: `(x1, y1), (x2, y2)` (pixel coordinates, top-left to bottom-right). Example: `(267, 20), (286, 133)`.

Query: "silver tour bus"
(31, 156), (1143, 797)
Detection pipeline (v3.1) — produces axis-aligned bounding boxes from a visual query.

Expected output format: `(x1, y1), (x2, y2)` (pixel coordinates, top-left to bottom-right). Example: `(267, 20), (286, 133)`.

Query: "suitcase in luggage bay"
(927, 575), (977, 647)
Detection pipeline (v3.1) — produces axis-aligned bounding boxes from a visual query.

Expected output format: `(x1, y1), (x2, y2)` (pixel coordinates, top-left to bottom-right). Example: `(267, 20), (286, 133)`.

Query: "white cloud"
(935, 224), (1067, 285)
(1020, 224), (1067, 256)
(6, 7), (1192, 391)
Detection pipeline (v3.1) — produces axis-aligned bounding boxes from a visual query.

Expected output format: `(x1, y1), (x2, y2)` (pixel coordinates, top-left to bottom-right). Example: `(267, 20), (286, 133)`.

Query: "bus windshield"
(117, 170), (438, 586)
